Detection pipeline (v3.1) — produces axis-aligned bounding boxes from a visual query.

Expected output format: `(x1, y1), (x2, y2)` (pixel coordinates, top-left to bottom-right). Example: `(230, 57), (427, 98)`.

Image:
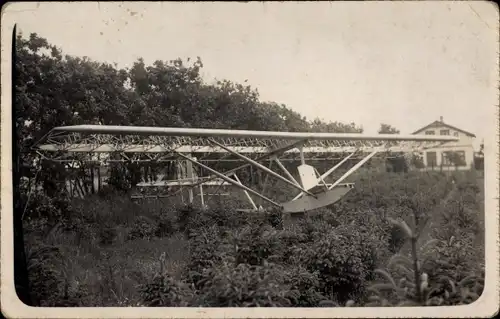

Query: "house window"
(442, 151), (466, 167)
(426, 151), (437, 167)
(440, 130), (450, 136)
(453, 132), (459, 137)
(425, 130), (435, 135)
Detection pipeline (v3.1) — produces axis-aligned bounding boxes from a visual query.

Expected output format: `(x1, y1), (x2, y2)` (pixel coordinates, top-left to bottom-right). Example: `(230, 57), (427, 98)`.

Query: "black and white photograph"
(1, 2), (498, 318)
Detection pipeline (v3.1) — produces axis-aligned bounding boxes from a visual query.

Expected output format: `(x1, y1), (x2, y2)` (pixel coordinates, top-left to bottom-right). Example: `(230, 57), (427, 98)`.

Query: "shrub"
(22, 190), (73, 225)
(423, 235), (482, 283)
(139, 273), (194, 307)
(438, 200), (481, 238)
(301, 225), (385, 303)
(388, 223), (408, 253)
(152, 210), (177, 237)
(231, 224), (281, 266)
(195, 262), (291, 307)
(71, 194), (140, 226)
(265, 208), (284, 229)
(283, 265), (327, 307)
(26, 244), (66, 306)
(424, 272), (484, 305)
(127, 216), (158, 241)
(98, 222), (118, 246)
(184, 225), (232, 288)
(176, 205), (206, 233)
(272, 228), (309, 264)
(295, 218), (333, 243)
(201, 206), (247, 229)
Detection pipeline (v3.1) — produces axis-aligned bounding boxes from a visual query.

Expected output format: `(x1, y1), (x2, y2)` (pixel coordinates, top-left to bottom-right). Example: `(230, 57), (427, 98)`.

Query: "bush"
(176, 205), (206, 233)
(26, 245), (67, 306)
(295, 218), (334, 243)
(195, 262), (292, 307)
(423, 235), (482, 282)
(300, 224), (386, 303)
(127, 216), (158, 241)
(71, 195), (139, 226)
(231, 224), (281, 266)
(265, 208), (284, 229)
(152, 210), (177, 237)
(388, 223), (408, 253)
(184, 225), (232, 288)
(22, 190), (73, 225)
(98, 222), (117, 246)
(272, 228), (309, 264)
(283, 266), (327, 307)
(139, 273), (194, 307)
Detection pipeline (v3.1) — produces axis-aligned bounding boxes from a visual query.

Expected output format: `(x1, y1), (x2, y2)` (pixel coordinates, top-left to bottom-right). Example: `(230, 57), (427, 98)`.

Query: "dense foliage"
(21, 169), (484, 307)
(14, 33), (485, 307)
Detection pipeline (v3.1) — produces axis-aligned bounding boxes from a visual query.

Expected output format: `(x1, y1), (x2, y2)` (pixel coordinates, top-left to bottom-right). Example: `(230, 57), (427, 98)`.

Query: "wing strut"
(232, 173), (258, 210)
(328, 150), (378, 189)
(208, 139), (318, 199)
(168, 139), (308, 196)
(272, 156), (301, 187)
(176, 153), (281, 208)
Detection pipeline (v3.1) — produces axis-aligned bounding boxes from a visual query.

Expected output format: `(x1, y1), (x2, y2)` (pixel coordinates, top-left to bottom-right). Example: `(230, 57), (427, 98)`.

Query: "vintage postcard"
(1, 1), (499, 318)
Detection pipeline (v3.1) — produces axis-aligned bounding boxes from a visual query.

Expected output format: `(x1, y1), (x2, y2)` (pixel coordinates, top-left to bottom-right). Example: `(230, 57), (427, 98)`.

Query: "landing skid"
(234, 183), (355, 214)
(282, 183), (354, 213)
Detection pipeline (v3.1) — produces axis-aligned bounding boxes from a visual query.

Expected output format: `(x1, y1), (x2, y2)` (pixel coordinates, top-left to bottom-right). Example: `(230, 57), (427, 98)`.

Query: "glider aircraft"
(34, 125), (459, 214)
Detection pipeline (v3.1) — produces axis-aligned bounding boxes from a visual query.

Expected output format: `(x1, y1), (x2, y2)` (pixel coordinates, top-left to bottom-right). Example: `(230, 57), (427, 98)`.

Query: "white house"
(412, 116), (476, 171)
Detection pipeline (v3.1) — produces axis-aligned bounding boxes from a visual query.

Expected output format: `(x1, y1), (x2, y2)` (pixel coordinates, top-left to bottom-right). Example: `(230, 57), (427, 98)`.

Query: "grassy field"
(21, 170), (485, 307)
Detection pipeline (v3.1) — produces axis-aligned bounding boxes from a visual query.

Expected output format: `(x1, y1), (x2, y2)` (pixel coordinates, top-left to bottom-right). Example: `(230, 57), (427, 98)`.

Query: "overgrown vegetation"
(14, 32), (485, 307)
(21, 170), (485, 307)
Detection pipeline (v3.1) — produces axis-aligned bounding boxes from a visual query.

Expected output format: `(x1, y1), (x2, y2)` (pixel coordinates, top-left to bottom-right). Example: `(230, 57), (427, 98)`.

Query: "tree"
(474, 141), (484, 171)
(443, 151), (467, 170)
(410, 153), (425, 169)
(15, 32), (136, 194)
(378, 123), (400, 134)
(310, 118), (363, 133)
(377, 123), (409, 173)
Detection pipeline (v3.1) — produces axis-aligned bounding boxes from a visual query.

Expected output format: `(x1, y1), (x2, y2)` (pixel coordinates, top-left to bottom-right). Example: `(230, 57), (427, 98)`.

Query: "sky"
(3, 1), (498, 146)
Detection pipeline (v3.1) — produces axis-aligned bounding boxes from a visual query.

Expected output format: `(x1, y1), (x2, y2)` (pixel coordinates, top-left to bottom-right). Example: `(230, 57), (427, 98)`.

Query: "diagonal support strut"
(272, 156), (301, 187)
(232, 173), (258, 210)
(168, 139), (308, 196)
(328, 150), (378, 190)
(176, 153), (281, 208)
(209, 138), (318, 198)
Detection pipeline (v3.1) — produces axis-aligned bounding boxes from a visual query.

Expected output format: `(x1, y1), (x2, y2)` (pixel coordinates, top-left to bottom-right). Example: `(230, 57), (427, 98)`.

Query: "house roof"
(412, 120), (476, 138)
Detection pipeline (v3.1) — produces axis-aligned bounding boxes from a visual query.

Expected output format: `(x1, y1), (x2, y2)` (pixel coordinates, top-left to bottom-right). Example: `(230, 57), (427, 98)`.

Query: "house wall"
(415, 124), (475, 171)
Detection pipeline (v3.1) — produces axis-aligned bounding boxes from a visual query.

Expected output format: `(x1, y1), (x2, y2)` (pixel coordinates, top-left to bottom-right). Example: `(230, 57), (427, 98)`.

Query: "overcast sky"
(4, 1), (498, 145)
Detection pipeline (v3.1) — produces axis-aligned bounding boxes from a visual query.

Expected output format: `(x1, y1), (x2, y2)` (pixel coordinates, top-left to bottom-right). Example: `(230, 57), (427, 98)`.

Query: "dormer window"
(425, 130), (435, 135)
(440, 130), (450, 136)
(453, 132), (459, 137)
